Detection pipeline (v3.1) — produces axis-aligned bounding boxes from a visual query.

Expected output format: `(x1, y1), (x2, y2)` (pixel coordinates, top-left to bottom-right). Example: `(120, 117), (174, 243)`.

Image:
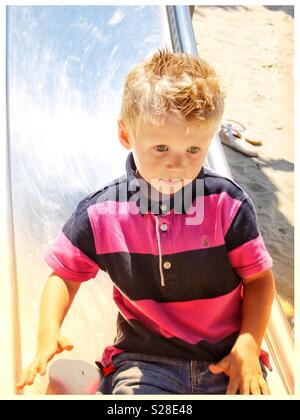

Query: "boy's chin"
(152, 183), (184, 196)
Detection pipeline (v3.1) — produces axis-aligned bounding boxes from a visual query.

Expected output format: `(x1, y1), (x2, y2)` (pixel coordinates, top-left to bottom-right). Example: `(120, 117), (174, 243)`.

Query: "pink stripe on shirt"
(44, 231), (99, 282)
(228, 235), (273, 278)
(88, 193), (242, 255)
(113, 284), (243, 345)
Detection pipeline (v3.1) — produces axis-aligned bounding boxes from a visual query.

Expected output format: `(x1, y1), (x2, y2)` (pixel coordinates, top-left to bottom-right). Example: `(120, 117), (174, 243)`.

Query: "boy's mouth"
(159, 178), (182, 185)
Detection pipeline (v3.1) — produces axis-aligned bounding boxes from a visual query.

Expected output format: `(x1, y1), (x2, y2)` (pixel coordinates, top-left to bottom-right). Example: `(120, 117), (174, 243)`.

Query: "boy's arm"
(17, 273), (81, 390)
(38, 272), (81, 337)
(209, 268), (275, 395)
(233, 268), (275, 354)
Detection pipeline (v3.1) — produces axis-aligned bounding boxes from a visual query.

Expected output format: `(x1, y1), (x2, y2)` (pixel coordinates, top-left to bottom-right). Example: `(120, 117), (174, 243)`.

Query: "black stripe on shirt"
(113, 314), (240, 363)
(225, 197), (260, 251)
(95, 246), (241, 302)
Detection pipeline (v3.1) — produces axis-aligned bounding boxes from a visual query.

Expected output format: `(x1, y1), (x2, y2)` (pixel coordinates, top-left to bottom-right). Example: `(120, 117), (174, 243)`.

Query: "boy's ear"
(118, 120), (132, 150)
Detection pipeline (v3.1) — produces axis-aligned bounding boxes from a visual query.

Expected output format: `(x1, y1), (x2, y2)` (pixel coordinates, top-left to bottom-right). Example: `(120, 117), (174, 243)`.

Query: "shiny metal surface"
(6, 5), (172, 395)
(265, 293), (294, 394)
(1, 6), (22, 398)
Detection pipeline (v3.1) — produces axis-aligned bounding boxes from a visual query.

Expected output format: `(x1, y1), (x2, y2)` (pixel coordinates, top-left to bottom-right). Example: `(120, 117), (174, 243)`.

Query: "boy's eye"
(187, 146), (201, 154)
(154, 145), (168, 152)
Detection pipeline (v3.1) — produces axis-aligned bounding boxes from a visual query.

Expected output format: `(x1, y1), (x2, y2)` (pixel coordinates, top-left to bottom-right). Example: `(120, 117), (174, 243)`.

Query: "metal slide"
(1, 5), (293, 397)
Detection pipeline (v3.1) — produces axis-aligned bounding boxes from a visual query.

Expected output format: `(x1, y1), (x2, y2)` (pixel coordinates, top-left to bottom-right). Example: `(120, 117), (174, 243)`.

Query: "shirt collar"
(125, 152), (205, 216)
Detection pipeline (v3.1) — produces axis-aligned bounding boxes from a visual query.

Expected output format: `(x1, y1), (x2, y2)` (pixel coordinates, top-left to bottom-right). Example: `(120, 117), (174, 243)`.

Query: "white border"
(1, 1), (298, 400)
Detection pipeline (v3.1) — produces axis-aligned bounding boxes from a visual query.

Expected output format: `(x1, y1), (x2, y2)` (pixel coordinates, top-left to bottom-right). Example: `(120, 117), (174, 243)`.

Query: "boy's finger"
(65, 344), (74, 351)
(25, 371), (37, 386)
(16, 377), (27, 390)
(259, 377), (270, 395)
(16, 376), (27, 389)
(25, 363), (40, 386)
(209, 358), (228, 375)
(39, 357), (49, 376)
(44, 350), (58, 362)
(58, 336), (74, 351)
(240, 380), (250, 395)
(209, 364), (223, 374)
(226, 376), (239, 395)
(250, 380), (261, 395)
(16, 366), (32, 389)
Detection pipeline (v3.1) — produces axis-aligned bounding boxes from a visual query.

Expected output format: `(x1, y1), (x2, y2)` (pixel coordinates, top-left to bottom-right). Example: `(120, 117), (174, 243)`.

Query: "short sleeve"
(44, 198), (99, 282)
(225, 195), (273, 278)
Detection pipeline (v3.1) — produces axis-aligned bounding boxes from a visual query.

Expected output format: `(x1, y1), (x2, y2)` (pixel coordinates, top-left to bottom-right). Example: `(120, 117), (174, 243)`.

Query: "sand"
(192, 5), (294, 323)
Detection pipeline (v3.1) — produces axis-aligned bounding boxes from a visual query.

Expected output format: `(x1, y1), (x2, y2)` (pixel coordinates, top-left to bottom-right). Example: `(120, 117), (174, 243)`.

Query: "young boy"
(17, 49), (275, 395)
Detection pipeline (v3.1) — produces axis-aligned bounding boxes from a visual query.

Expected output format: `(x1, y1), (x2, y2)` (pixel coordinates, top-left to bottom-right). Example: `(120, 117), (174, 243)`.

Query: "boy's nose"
(166, 155), (184, 171)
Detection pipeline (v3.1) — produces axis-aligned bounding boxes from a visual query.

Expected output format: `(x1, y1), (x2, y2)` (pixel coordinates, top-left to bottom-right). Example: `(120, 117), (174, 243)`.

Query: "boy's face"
(118, 116), (219, 195)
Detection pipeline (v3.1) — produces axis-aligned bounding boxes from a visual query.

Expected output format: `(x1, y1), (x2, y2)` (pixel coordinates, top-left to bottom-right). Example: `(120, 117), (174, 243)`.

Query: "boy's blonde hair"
(120, 48), (225, 137)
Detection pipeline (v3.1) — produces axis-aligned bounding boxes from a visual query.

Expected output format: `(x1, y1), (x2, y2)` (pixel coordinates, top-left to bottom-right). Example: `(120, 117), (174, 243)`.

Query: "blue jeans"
(97, 352), (267, 395)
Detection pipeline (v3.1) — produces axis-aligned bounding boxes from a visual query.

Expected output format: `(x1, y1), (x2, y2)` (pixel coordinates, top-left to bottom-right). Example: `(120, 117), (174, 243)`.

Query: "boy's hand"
(16, 332), (73, 391)
(208, 344), (270, 395)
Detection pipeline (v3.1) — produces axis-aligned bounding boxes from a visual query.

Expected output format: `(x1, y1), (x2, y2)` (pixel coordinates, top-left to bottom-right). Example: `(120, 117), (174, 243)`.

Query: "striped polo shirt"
(45, 152), (273, 368)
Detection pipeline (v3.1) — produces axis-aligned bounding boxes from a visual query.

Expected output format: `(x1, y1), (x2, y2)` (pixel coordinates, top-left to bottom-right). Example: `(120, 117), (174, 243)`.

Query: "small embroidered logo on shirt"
(202, 236), (209, 247)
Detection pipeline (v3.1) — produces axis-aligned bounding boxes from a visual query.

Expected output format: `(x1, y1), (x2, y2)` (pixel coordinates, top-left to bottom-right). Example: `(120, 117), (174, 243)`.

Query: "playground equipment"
(1, 5), (293, 397)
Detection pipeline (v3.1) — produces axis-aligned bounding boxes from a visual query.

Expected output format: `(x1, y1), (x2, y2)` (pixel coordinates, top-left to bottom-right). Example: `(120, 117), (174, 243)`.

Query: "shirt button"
(163, 261), (172, 270)
(160, 223), (168, 232)
(160, 203), (168, 212)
